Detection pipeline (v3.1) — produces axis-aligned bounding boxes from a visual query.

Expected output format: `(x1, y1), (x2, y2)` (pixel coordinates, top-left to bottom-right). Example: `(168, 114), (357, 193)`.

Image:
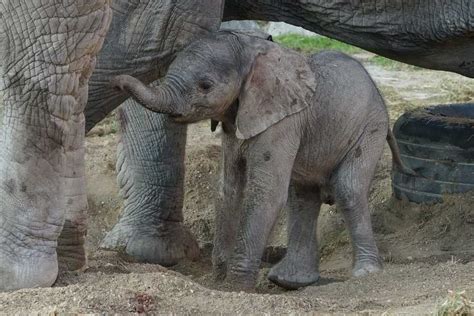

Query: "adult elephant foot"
(0, 118), (87, 289)
(101, 220), (199, 266)
(99, 101), (199, 265)
(0, 250), (59, 292)
(0, 177), (63, 291)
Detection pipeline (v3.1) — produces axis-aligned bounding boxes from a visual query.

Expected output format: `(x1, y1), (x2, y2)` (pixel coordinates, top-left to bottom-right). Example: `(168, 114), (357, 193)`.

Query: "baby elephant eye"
(198, 80), (213, 92)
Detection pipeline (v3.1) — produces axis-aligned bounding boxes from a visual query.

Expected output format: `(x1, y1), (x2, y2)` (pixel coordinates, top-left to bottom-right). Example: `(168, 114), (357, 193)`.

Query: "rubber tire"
(392, 103), (474, 204)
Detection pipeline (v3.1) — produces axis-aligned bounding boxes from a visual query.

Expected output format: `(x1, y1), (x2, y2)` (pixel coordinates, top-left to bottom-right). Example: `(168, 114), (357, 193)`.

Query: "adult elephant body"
(0, 0), (224, 291)
(0, 0), (473, 291)
(224, 0), (474, 78)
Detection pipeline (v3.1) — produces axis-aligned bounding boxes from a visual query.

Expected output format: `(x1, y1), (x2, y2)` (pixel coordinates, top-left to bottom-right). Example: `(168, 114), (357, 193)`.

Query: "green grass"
(275, 34), (423, 71)
(370, 55), (399, 68)
(370, 55), (422, 70)
(274, 34), (363, 54)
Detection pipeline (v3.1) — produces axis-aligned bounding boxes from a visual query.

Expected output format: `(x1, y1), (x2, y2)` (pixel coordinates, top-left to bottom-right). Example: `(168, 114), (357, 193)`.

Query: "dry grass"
(86, 111), (119, 137)
(377, 76), (473, 124)
(440, 80), (474, 104)
(436, 290), (473, 316)
(378, 85), (420, 121)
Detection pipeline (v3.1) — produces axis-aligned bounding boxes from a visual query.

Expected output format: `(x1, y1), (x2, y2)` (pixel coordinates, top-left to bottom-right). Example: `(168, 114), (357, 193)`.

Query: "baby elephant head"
(111, 31), (314, 139)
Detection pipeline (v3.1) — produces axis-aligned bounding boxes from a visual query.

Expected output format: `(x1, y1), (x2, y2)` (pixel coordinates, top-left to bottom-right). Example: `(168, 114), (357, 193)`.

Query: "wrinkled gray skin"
(225, 0), (474, 78)
(112, 31), (402, 289)
(87, 0), (224, 268)
(0, 0), (223, 291)
(1, 0), (472, 291)
(0, 0), (113, 292)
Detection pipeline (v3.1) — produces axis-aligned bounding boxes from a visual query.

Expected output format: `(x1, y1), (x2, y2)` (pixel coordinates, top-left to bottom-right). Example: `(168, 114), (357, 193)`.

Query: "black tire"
(392, 103), (474, 204)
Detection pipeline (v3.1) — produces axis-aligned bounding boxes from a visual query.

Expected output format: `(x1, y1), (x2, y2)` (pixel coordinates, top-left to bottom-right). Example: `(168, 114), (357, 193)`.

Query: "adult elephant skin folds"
(224, 0), (474, 78)
(0, 0), (225, 291)
(0, 1), (112, 291)
(0, 0), (223, 291)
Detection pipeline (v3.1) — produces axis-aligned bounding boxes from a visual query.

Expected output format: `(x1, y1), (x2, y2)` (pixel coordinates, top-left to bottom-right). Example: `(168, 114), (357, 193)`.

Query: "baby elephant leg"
(332, 130), (385, 277)
(268, 183), (321, 289)
(225, 135), (299, 289)
(212, 135), (245, 280)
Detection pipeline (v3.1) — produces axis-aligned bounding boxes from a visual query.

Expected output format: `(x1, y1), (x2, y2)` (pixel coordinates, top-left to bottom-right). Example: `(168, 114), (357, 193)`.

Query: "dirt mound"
(2, 252), (473, 314)
(374, 192), (474, 264)
(319, 143), (474, 271)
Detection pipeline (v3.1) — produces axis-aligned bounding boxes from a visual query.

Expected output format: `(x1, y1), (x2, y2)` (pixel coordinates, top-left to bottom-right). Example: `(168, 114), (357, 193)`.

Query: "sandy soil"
(0, 59), (473, 314)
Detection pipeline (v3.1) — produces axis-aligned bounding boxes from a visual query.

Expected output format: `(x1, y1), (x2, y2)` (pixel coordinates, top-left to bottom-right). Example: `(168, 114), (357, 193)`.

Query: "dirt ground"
(1, 55), (474, 314)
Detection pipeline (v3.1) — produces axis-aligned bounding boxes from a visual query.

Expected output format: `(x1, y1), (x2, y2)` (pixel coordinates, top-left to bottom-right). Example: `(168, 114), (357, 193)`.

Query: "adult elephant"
(0, 0), (224, 291)
(224, 0), (474, 78)
(0, 0), (472, 291)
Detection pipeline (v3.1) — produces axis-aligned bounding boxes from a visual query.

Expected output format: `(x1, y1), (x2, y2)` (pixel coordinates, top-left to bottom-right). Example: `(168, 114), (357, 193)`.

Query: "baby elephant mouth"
(169, 114), (205, 125)
(169, 113), (190, 124)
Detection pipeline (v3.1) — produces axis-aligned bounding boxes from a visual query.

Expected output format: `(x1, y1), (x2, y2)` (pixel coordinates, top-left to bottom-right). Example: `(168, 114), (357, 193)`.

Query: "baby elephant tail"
(386, 128), (419, 177)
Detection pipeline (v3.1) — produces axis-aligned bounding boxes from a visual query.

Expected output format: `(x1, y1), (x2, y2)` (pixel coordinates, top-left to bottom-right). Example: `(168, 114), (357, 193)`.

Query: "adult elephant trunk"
(0, 1), (112, 290)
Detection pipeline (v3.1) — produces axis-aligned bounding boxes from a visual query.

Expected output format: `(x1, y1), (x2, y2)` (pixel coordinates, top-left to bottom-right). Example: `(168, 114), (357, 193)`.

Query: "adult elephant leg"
(83, 0), (224, 266)
(56, 137), (88, 271)
(100, 99), (198, 265)
(0, 0), (111, 291)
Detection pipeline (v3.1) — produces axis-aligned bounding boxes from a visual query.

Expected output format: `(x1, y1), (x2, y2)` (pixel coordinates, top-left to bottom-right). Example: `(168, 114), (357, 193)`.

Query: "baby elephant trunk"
(111, 75), (183, 116)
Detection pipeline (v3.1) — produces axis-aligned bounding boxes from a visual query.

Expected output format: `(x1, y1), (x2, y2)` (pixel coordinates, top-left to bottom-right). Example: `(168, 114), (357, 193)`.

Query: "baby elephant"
(112, 31), (406, 290)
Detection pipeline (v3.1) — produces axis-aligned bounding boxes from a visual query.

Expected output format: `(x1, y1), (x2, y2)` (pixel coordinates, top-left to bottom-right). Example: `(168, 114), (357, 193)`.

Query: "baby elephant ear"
(235, 47), (315, 140)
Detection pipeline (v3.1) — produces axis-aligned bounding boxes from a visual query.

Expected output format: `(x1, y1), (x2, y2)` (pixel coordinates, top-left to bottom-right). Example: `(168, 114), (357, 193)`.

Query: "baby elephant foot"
(352, 258), (383, 277)
(101, 221), (199, 266)
(225, 270), (258, 292)
(224, 261), (260, 291)
(267, 257), (320, 290)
